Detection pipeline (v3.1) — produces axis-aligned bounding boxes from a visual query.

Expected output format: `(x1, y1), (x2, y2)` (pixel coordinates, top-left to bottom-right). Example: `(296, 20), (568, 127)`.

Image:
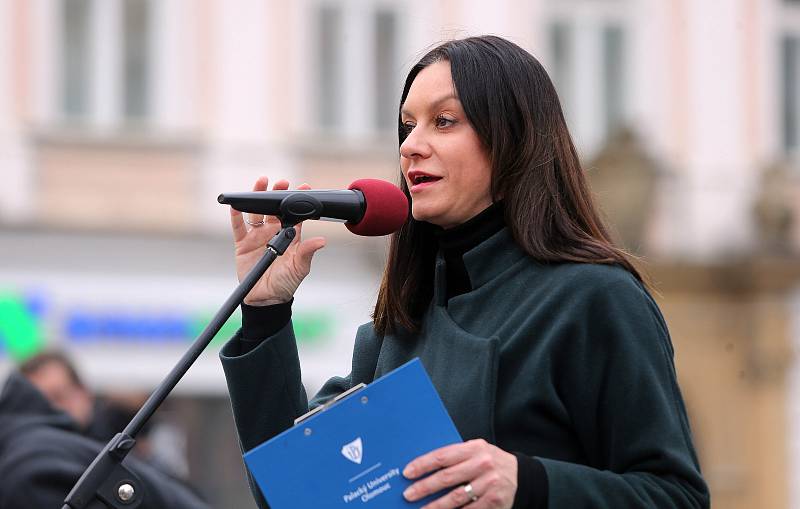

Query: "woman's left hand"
(402, 439), (518, 508)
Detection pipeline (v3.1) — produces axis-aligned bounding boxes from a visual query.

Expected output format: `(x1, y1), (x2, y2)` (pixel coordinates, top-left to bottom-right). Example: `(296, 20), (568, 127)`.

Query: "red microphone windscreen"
(346, 179), (409, 236)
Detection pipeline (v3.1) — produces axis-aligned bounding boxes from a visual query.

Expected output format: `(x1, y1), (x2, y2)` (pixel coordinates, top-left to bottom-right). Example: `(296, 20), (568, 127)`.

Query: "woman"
(221, 36), (709, 508)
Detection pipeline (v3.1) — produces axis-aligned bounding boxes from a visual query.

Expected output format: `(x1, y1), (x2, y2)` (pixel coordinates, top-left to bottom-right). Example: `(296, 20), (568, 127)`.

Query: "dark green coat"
(221, 229), (709, 508)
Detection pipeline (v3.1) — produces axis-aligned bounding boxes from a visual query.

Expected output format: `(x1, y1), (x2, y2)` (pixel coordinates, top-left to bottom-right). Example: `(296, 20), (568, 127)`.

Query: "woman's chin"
(411, 206), (444, 226)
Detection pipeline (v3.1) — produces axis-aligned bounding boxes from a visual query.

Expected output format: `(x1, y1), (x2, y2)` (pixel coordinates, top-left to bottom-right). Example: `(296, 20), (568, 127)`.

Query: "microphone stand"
(62, 224), (298, 509)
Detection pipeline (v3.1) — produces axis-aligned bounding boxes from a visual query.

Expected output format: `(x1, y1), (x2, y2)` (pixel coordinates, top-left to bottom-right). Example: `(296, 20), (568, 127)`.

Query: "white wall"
(680, 0), (755, 259)
(151, 0), (199, 133)
(0, 0), (33, 223)
(789, 285), (800, 509)
(201, 0), (296, 231)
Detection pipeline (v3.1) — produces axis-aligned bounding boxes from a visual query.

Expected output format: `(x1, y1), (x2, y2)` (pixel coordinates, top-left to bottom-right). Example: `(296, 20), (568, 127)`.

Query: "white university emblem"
(341, 438), (363, 464)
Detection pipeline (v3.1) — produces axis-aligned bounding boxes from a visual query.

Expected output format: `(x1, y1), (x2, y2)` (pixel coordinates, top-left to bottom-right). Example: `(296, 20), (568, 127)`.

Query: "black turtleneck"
(434, 201), (506, 302)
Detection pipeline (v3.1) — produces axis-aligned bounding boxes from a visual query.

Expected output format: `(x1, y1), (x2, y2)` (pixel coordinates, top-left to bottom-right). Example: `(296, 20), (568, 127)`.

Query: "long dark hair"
(373, 35), (642, 335)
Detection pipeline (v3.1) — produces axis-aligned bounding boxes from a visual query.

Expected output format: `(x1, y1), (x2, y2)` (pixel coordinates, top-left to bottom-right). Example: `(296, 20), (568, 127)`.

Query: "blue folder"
(244, 358), (463, 508)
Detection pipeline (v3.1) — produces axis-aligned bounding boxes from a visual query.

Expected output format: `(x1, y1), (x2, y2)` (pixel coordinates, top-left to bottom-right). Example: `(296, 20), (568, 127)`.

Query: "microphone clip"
(278, 193), (325, 226)
(267, 225), (297, 255)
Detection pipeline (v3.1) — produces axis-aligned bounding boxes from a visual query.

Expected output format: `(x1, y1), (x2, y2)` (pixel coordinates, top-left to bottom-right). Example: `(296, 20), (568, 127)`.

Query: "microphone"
(218, 179), (409, 236)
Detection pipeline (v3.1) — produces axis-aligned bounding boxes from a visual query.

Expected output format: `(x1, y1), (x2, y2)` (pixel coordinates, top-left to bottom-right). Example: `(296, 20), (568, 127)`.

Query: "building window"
(374, 10), (398, 131)
(545, 1), (630, 155)
(317, 5), (343, 130)
(312, 2), (402, 137)
(603, 24), (626, 136)
(782, 35), (800, 154)
(123, 0), (151, 120)
(62, 0), (91, 119)
(548, 21), (573, 113)
(59, 0), (153, 126)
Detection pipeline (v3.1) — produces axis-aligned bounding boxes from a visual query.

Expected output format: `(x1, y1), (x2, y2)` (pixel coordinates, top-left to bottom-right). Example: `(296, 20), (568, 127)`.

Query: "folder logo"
(341, 437), (363, 464)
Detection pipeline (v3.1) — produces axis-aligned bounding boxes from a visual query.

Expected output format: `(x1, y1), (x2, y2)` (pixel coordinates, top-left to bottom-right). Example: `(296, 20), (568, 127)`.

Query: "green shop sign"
(0, 291), (44, 361)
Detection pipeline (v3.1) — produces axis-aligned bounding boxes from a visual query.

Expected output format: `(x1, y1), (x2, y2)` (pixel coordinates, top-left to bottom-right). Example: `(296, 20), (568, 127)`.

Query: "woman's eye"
(401, 121), (415, 135)
(435, 116), (456, 128)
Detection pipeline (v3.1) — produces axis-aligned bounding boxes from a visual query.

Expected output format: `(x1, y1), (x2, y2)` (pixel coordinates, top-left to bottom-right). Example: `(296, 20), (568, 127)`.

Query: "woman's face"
(399, 61), (493, 229)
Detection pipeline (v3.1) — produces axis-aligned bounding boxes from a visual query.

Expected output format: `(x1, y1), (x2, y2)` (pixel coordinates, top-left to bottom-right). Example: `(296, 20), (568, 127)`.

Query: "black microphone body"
(218, 189), (365, 223)
(219, 179), (409, 236)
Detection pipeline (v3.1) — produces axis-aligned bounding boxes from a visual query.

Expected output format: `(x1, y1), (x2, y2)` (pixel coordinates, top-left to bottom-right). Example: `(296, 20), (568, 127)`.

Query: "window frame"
(310, 0), (404, 140)
(543, 0), (633, 157)
(779, 2), (800, 158)
(56, 0), (155, 129)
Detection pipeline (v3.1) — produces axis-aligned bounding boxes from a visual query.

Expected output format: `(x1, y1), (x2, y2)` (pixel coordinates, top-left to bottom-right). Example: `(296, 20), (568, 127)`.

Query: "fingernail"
(402, 487), (415, 500)
(403, 465), (415, 478)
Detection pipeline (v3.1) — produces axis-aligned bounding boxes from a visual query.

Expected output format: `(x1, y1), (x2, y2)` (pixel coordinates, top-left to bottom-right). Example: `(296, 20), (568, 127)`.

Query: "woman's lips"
(407, 171), (442, 193)
(409, 177), (441, 193)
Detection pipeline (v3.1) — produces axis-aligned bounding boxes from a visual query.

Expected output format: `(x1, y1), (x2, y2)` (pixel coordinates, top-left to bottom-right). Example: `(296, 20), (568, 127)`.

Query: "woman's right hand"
(230, 176), (326, 306)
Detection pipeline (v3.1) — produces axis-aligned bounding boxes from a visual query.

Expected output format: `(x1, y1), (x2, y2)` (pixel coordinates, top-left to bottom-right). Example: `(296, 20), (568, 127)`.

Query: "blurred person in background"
(221, 36), (708, 508)
(19, 350), (188, 478)
(20, 351), (99, 436)
(0, 351), (209, 508)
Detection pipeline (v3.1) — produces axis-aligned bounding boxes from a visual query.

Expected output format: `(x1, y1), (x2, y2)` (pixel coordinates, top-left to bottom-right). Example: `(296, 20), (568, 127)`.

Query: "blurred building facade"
(1, 0), (800, 507)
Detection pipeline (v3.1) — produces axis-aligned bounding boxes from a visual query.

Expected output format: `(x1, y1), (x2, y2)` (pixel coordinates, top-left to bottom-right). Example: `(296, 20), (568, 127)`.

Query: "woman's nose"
(400, 126), (431, 159)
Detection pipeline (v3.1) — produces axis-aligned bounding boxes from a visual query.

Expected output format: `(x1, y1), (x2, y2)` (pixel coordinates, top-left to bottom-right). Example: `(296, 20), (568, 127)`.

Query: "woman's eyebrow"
(400, 93), (459, 118)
